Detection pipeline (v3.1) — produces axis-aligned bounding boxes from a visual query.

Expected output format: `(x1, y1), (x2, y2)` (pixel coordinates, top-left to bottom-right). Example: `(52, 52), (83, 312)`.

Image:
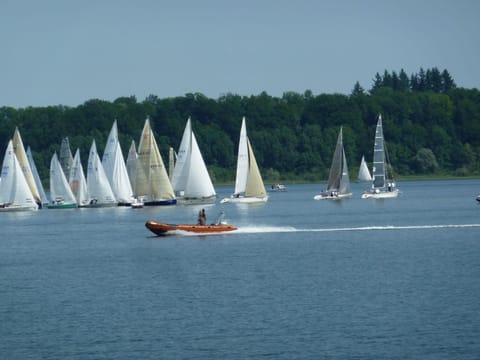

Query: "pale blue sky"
(1, 0), (479, 108)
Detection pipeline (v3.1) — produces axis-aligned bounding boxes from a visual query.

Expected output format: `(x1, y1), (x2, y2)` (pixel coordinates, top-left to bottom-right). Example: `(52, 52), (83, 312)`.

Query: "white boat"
(13, 128), (42, 206)
(134, 118), (176, 206)
(362, 114), (399, 199)
(26, 146), (49, 207)
(59, 137), (74, 179)
(221, 117), (268, 204)
(358, 155), (372, 182)
(171, 117), (216, 204)
(86, 140), (117, 207)
(314, 126), (352, 200)
(0, 140), (38, 211)
(269, 184), (288, 192)
(102, 120), (134, 205)
(69, 149), (90, 207)
(48, 152), (77, 209)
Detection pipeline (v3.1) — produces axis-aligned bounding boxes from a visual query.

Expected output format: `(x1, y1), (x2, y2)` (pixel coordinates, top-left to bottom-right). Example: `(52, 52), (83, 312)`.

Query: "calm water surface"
(1, 180), (480, 359)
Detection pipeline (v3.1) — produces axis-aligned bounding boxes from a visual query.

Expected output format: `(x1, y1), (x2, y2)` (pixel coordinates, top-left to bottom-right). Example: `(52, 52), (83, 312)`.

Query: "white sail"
(362, 114), (399, 199)
(126, 140), (137, 191)
(59, 137), (74, 179)
(234, 117), (249, 196)
(102, 120), (133, 205)
(12, 128), (41, 204)
(221, 117), (268, 203)
(87, 140), (117, 206)
(358, 155), (372, 182)
(0, 140), (38, 211)
(70, 149), (90, 207)
(171, 117), (216, 203)
(26, 146), (49, 206)
(168, 147), (176, 181)
(135, 118), (176, 205)
(49, 152), (77, 208)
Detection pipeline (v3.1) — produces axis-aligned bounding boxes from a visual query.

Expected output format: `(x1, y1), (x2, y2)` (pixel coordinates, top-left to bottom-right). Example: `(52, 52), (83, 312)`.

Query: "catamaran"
(221, 117), (268, 204)
(362, 114), (399, 199)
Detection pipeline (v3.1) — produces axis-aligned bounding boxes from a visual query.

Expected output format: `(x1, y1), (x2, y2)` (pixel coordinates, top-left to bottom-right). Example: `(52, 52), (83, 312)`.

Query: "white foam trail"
(235, 224), (480, 234)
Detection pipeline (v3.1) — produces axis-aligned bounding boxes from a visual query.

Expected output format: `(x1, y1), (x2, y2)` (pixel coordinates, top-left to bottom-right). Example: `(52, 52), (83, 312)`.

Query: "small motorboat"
(476, 195), (480, 203)
(145, 220), (237, 236)
(269, 184), (287, 192)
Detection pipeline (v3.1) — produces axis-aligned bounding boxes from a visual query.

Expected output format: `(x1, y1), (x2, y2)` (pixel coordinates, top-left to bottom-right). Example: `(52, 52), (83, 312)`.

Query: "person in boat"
(197, 209), (206, 225)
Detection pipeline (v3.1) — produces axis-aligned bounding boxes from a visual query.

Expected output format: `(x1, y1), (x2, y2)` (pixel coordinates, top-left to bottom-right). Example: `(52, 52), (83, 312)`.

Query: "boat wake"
(149, 224), (480, 237)
(235, 223), (480, 234)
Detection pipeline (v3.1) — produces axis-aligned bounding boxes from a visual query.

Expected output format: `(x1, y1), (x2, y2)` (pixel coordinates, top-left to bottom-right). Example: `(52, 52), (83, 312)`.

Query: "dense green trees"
(1, 68), (479, 184)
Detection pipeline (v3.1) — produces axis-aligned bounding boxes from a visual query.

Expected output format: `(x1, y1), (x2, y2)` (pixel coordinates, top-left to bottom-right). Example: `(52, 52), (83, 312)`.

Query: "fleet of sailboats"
(361, 114), (399, 199)
(171, 117), (216, 204)
(314, 127), (352, 200)
(221, 117), (268, 204)
(0, 113), (402, 212)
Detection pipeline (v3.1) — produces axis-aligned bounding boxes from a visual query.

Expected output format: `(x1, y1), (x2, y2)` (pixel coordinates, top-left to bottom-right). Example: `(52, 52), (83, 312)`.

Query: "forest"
(1, 67), (479, 185)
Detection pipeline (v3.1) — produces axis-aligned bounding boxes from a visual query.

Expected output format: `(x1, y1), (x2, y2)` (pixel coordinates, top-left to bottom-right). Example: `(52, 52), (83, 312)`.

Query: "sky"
(1, 0), (479, 108)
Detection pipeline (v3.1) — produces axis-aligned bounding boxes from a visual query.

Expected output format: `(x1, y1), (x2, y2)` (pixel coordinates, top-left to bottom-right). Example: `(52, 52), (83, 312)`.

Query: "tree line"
(1, 67), (479, 185)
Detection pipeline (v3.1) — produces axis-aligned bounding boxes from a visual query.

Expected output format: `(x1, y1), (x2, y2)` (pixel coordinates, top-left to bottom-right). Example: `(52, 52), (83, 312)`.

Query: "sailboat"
(358, 155), (372, 182)
(221, 117), (268, 204)
(134, 118), (176, 206)
(314, 127), (352, 200)
(0, 140), (38, 211)
(59, 137), (74, 179)
(48, 152), (77, 209)
(86, 140), (117, 207)
(102, 120), (133, 206)
(361, 114), (399, 199)
(26, 146), (49, 207)
(12, 128), (42, 206)
(69, 149), (90, 207)
(171, 117), (216, 204)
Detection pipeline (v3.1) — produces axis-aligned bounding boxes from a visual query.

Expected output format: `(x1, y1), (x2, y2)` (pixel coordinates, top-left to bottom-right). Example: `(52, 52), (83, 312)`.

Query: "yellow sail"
(245, 139), (267, 198)
(12, 128), (41, 204)
(135, 118), (175, 202)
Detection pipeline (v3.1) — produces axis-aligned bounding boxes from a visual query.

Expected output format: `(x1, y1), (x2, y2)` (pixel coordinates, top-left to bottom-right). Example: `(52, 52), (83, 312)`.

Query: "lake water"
(1, 180), (480, 359)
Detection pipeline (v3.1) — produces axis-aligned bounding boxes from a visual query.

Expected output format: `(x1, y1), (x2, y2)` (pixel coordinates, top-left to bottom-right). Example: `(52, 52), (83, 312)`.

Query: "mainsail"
(87, 140), (117, 206)
(70, 149), (89, 207)
(102, 120), (133, 204)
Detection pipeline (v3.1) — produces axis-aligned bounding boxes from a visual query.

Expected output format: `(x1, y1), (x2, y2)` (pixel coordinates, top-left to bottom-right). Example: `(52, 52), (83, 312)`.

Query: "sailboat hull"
(144, 199), (177, 206)
(145, 220), (237, 236)
(361, 189), (399, 199)
(176, 196), (216, 205)
(220, 195), (268, 204)
(313, 192), (352, 200)
(47, 203), (78, 209)
(0, 203), (38, 212)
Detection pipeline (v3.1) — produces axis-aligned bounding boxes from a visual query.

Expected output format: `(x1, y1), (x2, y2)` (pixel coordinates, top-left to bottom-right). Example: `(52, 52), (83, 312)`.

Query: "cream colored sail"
(245, 139), (267, 198)
(12, 128), (41, 204)
(136, 118), (175, 204)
